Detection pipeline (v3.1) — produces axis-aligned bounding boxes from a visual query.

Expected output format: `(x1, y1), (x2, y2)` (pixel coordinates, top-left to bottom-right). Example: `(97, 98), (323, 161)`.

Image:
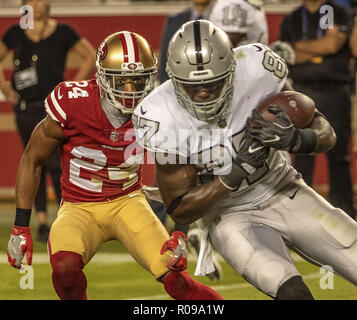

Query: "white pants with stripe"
(207, 178), (357, 297)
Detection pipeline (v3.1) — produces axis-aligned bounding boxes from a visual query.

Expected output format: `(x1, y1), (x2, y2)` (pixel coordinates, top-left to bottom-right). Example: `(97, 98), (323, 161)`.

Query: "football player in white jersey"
(133, 20), (357, 299)
(190, 0), (270, 281)
(209, 0), (268, 47)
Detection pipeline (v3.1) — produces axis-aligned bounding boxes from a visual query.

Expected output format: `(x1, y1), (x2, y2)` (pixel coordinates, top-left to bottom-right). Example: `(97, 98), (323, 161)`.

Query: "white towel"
(194, 230), (216, 276)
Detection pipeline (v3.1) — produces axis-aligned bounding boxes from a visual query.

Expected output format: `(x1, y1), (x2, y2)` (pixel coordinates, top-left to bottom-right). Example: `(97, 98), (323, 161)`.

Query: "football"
(255, 91), (315, 128)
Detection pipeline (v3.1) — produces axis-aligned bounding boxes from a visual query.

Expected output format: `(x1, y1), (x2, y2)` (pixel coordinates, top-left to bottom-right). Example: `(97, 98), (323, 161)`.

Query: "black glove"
(219, 132), (270, 190)
(248, 106), (298, 152)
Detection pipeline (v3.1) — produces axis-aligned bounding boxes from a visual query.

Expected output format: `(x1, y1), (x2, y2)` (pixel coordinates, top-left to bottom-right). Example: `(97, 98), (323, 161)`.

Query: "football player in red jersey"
(6, 31), (223, 300)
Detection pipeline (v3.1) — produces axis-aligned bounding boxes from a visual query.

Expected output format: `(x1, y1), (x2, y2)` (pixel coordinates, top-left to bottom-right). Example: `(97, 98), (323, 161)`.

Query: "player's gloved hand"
(7, 226), (33, 269)
(161, 231), (188, 272)
(247, 107), (298, 152)
(269, 41), (296, 65)
(219, 132), (270, 190)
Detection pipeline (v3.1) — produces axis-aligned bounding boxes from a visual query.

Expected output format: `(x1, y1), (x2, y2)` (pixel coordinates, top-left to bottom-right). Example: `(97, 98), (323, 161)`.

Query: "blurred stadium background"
(0, 0), (356, 300)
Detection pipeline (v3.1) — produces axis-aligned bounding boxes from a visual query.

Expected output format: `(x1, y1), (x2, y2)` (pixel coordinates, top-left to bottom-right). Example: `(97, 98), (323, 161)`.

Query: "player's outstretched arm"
(8, 115), (64, 268)
(156, 162), (230, 225)
(16, 115), (64, 209)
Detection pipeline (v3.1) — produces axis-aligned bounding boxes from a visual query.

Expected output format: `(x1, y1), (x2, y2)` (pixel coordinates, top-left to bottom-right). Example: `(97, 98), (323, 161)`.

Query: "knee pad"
(50, 251), (84, 283)
(50, 251), (87, 300)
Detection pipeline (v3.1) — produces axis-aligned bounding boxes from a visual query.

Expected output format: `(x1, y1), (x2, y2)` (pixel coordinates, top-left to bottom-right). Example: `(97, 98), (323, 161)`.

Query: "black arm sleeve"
(2, 25), (19, 50)
(61, 24), (81, 50)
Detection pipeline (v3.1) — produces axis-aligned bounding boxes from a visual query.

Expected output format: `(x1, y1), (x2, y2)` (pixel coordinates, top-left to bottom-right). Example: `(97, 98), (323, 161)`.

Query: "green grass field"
(0, 201), (356, 300)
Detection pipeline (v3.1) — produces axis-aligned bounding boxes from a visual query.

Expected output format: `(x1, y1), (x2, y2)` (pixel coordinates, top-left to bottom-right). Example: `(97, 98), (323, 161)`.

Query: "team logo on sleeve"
(97, 42), (108, 61)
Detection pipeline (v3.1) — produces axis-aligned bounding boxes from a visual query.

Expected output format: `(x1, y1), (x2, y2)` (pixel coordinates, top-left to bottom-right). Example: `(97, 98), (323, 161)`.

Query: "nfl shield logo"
(110, 131), (119, 142)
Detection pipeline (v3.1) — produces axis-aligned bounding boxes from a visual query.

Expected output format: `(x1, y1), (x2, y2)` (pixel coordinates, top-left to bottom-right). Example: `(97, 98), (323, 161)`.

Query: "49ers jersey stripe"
(46, 96), (65, 124)
(45, 90), (66, 124)
(120, 32), (139, 63)
(50, 90), (67, 120)
(44, 99), (60, 122)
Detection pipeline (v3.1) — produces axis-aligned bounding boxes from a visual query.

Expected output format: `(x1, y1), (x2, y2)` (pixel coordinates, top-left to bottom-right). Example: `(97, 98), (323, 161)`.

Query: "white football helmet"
(166, 20), (236, 122)
(96, 31), (157, 113)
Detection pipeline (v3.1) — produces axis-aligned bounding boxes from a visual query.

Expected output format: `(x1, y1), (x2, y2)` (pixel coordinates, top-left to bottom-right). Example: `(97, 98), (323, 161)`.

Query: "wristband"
(218, 176), (237, 191)
(291, 128), (317, 154)
(14, 208), (32, 227)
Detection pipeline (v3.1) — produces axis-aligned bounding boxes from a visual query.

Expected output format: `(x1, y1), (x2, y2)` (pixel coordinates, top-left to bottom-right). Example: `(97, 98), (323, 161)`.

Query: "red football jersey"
(45, 79), (144, 202)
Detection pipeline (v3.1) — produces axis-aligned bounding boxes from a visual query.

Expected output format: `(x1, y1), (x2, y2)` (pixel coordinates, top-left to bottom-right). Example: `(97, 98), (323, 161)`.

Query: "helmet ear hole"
(166, 20), (235, 122)
(95, 31), (157, 113)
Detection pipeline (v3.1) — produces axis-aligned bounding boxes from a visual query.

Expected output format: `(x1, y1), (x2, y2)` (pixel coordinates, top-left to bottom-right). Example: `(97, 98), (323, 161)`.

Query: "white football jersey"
(133, 43), (297, 228)
(209, 0), (269, 45)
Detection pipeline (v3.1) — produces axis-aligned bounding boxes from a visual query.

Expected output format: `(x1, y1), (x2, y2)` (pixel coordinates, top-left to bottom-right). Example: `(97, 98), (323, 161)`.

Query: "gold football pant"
(48, 190), (172, 278)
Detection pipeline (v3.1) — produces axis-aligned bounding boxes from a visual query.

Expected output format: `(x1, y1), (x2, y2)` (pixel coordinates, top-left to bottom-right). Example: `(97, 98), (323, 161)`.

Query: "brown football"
(255, 91), (315, 128)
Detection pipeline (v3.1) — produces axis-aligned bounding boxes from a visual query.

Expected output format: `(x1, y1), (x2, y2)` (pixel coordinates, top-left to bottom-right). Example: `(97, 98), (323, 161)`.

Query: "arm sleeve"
(2, 25), (19, 50)
(62, 24), (81, 49)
